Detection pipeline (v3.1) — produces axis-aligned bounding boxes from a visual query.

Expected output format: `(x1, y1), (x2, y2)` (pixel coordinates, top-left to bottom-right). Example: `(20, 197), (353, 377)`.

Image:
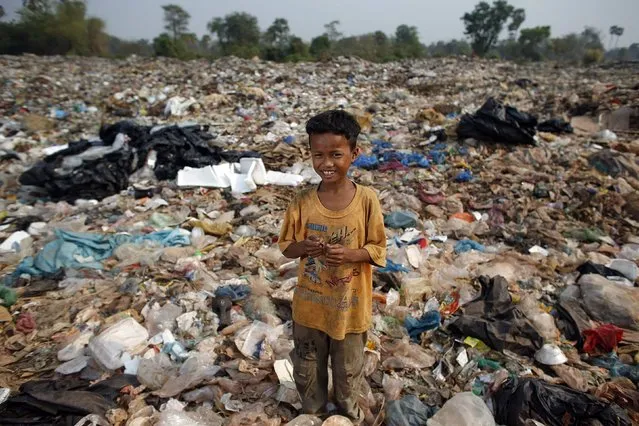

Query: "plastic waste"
(606, 259), (638, 281)
(55, 355), (90, 375)
(493, 377), (632, 426)
(534, 344), (567, 365)
(576, 274), (639, 329)
(384, 211), (418, 229)
(353, 154), (379, 169)
(285, 415), (323, 426)
(88, 317), (149, 370)
(583, 324), (624, 355)
(597, 129), (618, 141)
(537, 118), (574, 134)
(456, 97), (537, 146)
(404, 310), (441, 342)
(386, 395), (436, 426)
(427, 392), (495, 426)
(454, 239), (485, 253)
(455, 169), (473, 182)
(0, 286), (18, 307)
(0, 231), (32, 253)
(155, 353), (220, 398)
(137, 353), (177, 390)
(589, 353), (639, 383)
(382, 338), (436, 369)
(144, 303), (182, 336)
(383, 374), (404, 401)
(73, 415), (110, 426)
(322, 416), (353, 426)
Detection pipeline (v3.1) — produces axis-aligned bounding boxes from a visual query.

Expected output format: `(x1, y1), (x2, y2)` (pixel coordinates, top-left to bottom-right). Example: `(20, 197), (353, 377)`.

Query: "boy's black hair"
(306, 109), (361, 150)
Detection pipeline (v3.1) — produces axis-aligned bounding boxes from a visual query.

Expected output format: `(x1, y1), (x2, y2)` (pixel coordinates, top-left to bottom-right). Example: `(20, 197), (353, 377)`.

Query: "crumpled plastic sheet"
(493, 377), (632, 426)
(448, 275), (543, 356)
(583, 324), (624, 355)
(6, 228), (189, 285)
(386, 395), (436, 426)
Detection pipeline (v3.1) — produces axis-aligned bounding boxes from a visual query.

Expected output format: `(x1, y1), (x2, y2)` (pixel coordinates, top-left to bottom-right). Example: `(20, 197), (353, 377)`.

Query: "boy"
(279, 110), (386, 423)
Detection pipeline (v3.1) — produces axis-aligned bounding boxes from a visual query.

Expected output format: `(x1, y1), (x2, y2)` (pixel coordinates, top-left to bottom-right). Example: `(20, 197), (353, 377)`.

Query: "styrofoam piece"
(43, 144), (69, 156)
(176, 163), (233, 188)
(240, 158), (267, 185)
(0, 231), (31, 253)
(265, 171), (304, 186)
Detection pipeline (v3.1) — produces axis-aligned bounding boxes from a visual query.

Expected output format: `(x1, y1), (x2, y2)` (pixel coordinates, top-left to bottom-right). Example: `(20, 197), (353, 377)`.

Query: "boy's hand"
(325, 244), (348, 267)
(303, 235), (324, 258)
(326, 245), (372, 267)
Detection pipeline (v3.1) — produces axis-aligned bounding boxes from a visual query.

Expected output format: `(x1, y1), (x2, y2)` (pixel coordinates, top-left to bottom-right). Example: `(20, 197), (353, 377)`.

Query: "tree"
(394, 25), (423, 58)
(0, 6), (5, 20)
(461, 0), (526, 56)
(263, 17), (290, 61)
(86, 16), (108, 56)
(310, 34), (331, 60)
(287, 36), (309, 61)
(208, 12), (261, 58)
(518, 26), (551, 61)
(609, 25), (624, 49)
(324, 20), (342, 43)
(581, 26), (603, 50)
(162, 4), (190, 41)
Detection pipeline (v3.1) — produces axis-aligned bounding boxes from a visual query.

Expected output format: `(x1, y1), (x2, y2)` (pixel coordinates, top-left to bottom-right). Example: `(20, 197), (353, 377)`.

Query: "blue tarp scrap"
(7, 228), (190, 285)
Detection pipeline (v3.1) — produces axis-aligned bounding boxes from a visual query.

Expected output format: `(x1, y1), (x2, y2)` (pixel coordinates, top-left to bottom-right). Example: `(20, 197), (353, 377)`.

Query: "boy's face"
(309, 133), (359, 185)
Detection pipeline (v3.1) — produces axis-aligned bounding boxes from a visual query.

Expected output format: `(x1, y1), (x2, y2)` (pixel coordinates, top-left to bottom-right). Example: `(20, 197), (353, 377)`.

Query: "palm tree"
(609, 25), (625, 50)
(615, 27), (624, 49)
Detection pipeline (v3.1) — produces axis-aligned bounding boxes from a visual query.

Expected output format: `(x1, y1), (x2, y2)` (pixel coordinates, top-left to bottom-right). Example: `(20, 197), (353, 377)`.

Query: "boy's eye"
(333, 153), (343, 158)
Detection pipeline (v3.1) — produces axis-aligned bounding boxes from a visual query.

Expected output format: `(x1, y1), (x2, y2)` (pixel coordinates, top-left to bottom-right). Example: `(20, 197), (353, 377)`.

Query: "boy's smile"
(309, 133), (359, 186)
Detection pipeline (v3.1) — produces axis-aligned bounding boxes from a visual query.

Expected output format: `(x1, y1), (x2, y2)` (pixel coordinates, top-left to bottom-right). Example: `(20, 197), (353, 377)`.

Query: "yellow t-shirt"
(278, 183), (387, 340)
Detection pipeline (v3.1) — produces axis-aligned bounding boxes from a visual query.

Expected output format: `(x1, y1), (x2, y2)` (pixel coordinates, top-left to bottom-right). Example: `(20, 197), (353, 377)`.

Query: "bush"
(583, 48), (604, 65)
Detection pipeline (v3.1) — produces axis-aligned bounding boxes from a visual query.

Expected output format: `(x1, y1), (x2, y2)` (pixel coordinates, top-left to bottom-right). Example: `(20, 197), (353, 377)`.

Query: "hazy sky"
(2, 0), (637, 46)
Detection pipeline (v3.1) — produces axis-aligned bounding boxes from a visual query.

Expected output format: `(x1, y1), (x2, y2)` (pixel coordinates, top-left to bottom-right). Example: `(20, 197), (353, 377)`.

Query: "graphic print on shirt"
(303, 223), (358, 290)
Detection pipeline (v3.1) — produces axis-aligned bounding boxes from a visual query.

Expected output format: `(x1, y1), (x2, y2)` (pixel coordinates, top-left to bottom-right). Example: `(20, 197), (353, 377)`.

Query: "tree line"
(1, 0), (637, 64)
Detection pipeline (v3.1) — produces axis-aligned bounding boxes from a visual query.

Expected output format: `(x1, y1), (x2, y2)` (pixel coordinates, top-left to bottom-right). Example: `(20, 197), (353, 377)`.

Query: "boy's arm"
(362, 192), (387, 267)
(282, 241), (307, 259)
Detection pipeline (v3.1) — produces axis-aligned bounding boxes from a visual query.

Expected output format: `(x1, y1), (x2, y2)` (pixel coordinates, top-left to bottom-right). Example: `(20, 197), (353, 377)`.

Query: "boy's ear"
(351, 146), (361, 159)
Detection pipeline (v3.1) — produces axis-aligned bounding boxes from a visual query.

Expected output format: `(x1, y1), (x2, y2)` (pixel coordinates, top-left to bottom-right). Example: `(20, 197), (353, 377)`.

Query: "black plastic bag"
(448, 276), (543, 356)
(537, 118), (574, 134)
(0, 375), (139, 425)
(456, 98), (537, 145)
(386, 395), (436, 426)
(493, 377), (631, 426)
(19, 121), (261, 202)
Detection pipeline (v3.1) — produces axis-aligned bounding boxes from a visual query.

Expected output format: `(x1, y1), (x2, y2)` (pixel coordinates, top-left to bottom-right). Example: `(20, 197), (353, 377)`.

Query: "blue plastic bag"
(405, 310), (441, 342)
(456, 169), (473, 182)
(378, 259), (410, 274)
(454, 239), (485, 254)
(353, 154), (379, 169)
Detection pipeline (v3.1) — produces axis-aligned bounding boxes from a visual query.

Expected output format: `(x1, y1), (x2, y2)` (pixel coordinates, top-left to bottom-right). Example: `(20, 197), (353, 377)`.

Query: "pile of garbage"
(0, 54), (639, 425)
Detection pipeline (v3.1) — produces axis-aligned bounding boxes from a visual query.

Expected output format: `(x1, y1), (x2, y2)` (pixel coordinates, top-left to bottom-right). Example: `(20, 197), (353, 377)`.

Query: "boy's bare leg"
(293, 323), (330, 417)
(330, 332), (367, 424)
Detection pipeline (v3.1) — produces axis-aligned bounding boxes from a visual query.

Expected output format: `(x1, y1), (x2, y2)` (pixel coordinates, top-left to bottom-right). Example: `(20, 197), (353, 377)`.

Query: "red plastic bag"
(583, 324), (624, 355)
